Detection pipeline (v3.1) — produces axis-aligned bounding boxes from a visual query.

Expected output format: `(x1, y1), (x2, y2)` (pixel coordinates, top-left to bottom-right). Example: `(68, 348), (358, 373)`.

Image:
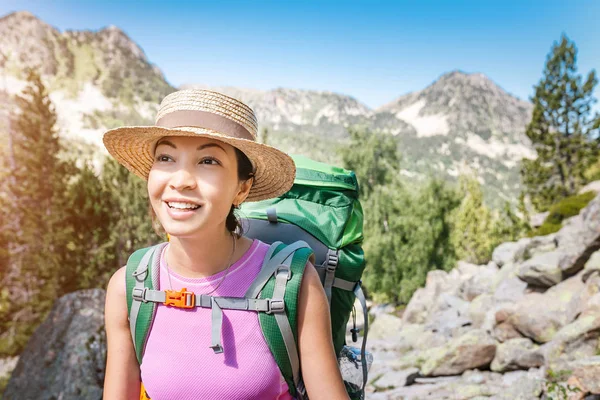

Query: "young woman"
(102, 89), (349, 399)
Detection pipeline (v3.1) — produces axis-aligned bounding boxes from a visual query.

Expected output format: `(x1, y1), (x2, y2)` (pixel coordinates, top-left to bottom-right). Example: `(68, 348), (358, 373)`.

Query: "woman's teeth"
(167, 201), (201, 210)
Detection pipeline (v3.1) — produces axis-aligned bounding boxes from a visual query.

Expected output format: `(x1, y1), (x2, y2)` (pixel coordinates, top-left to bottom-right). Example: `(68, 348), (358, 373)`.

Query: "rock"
(369, 303), (397, 317)
(507, 274), (585, 343)
(424, 293), (472, 337)
(369, 313), (403, 340)
(570, 357), (600, 394)
(490, 338), (544, 372)
(531, 211), (550, 228)
(420, 329), (497, 376)
(468, 294), (495, 329)
(491, 368), (545, 400)
(517, 250), (564, 287)
(371, 367), (419, 390)
(493, 321), (524, 343)
(583, 251), (600, 283)
(492, 239), (529, 267)
(493, 275), (528, 303)
(555, 194), (600, 276)
(0, 356), (18, 382)
(402, 287), (432, 324)
(578, 181), (600, 195)
(381, 323), (445, 354)
(459, 263), (498, 301)
(3, 289), (106, 400)
(542, 306), (600, 370)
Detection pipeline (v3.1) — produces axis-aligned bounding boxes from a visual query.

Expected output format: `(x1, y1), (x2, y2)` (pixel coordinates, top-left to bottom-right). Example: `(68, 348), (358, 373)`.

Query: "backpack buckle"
(164, 288), (196, 308)
(132, 287), (148, 302)
(266, 299), (285, 314)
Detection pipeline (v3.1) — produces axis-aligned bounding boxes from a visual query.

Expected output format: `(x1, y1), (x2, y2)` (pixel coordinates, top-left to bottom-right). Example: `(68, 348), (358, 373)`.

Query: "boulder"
(583, 251), (600, 283)
(555, 194), (600, 276)
(541, 304), (600, 370)
(490, 338), (544, 372)
(458, 263), (498, 301)
(420, 329), (497, 376)
(3, 289), (106, 400)
(530, 211), (550, 228)
(424, 293), (472, 338)
(368, 313), (403, 340)
(517, 250), (563, 287)
(507, 274), (585, 343)
(492, 239), (529, 267)
(578, 180), (600, 195)
(570, 357), (600, 394)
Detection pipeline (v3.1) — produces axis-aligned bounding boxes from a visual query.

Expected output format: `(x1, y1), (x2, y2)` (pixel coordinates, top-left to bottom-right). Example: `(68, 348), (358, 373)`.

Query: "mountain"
(0, 11), (535, 205)
(187, 73), (535, 204)
(0, 11), (174, 152)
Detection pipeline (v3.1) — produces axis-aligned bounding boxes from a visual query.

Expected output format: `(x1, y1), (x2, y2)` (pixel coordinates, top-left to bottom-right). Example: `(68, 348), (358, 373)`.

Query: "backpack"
(125, 155), (369, 400)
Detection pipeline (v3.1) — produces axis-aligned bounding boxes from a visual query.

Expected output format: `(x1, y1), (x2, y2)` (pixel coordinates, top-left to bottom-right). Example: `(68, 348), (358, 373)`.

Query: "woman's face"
(148, 135), (252, 239)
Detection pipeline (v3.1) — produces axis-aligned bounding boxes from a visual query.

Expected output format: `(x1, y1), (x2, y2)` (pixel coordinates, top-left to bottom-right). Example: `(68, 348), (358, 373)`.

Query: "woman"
(102, 89), (348, 399)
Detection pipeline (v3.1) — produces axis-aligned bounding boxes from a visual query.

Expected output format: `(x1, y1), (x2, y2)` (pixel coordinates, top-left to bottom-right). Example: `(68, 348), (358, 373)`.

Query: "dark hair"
(150, 147), (255, 239)
(226, 148), (255, 237)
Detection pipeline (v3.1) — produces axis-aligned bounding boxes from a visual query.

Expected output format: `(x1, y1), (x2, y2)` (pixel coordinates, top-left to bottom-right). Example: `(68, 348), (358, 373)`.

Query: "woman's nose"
(169, 167), (197, 191)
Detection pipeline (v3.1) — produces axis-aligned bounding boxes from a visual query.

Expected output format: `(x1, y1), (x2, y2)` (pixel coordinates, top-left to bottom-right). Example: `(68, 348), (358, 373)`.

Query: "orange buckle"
(164, 288), (196, 308)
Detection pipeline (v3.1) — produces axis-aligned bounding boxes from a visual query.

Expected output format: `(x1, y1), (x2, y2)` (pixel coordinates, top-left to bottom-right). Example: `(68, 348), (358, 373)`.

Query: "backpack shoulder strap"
(252, 241), (314, 398)
(125, 242), (167, 365)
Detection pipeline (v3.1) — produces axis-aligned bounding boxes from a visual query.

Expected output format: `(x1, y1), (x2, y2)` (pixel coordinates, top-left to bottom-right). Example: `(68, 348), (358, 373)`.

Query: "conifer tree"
(522, 35), (600, 211)
(62, 159), (112, 292)
(0, 69), (75, 355)
(100, 157), (158, 274)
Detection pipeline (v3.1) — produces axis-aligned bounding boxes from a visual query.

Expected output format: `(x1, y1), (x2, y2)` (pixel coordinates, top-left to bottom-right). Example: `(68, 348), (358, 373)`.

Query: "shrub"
(532, 191), (596, 236)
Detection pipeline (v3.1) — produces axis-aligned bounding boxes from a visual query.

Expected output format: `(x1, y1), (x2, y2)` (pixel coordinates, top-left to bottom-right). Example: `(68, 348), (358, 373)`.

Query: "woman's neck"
(165, 229), (254, 279)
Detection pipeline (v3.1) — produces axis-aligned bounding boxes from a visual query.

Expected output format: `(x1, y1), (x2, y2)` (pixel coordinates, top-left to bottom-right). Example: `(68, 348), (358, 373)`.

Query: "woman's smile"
(163, 200), (203, 221)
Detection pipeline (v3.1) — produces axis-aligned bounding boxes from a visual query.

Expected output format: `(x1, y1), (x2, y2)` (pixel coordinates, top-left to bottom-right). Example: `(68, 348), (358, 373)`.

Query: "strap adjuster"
(132, 287), (148, 302)
(326, 251), (339, 272)
(276, 266), (292, 280)
(164, 288), (196, 308)
(266, 299), (285, 314)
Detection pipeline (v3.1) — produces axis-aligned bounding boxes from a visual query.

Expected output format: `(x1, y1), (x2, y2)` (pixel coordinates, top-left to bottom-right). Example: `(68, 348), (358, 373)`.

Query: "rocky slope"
(0, 11), (535, 205)
(363, 189), (600, 399)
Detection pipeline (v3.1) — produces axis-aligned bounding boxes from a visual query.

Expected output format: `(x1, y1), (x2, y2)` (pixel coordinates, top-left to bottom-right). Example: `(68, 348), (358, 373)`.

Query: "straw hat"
(102, 89), (295, 202)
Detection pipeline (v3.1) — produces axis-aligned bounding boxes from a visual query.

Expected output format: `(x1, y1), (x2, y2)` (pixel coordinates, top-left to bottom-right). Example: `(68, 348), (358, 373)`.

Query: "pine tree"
(0, 69), (75, 355)
(340, 127), (461, 303)
(62, 159), (112, 292)
(99, 157), (158, 274)
(521, 35), (600, 211)
(340, 126), (400, 198)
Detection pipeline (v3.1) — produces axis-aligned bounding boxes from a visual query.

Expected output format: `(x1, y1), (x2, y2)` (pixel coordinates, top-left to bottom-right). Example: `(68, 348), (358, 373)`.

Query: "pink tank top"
(140, 239), (293, 400)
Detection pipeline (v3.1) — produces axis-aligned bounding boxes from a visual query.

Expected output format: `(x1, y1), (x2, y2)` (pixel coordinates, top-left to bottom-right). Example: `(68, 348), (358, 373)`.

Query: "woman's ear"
(234, 177), (253, 205)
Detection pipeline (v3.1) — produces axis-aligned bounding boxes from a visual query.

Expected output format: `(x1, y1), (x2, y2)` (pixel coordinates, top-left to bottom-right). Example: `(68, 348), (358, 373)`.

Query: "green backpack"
(125, 155), (369, 399)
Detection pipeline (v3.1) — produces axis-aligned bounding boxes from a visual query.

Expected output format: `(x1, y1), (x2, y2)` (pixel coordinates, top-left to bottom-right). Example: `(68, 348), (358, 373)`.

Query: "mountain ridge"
(0, 11), (535, 205)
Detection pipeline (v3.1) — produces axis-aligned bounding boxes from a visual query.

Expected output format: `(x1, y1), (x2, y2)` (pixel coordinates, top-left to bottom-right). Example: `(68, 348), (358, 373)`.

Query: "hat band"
(156, 110), (254, 141)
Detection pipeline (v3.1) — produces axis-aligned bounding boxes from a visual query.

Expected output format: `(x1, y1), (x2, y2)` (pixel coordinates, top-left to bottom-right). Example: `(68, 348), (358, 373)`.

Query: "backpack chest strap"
(132, 288), (285, 313)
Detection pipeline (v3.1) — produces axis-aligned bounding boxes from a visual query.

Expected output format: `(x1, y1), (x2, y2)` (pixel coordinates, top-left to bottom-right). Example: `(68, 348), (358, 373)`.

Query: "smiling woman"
(101, 89), (349, 400)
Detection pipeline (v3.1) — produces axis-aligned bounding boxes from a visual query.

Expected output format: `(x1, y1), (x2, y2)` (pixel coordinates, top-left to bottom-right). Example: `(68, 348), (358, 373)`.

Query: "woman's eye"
(200, 157), (220, 165)
(155, 154), (172, 162)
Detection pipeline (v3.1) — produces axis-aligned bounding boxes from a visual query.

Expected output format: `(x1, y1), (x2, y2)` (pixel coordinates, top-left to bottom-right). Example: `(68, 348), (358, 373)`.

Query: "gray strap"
(333, 277), (357, 291)
(271, 256), (302, 389)
(245, 241), (310, 299)
(266, 207), (278, 223)
(354, 283), (369, 395)
(129, 246), (158, 355)
(243, 241), (283, 298)
(323, 249), (339, 306)
(210, 298), (224, 354)
(132, 289), (282, 313)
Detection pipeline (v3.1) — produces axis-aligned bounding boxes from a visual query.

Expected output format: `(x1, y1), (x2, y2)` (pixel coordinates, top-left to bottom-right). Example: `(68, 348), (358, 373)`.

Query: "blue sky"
(2, 0), (599, 109)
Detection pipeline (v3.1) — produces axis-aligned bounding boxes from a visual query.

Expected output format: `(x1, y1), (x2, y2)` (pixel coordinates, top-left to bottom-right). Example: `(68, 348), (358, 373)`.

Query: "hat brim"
(102, 125), (295, 202)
